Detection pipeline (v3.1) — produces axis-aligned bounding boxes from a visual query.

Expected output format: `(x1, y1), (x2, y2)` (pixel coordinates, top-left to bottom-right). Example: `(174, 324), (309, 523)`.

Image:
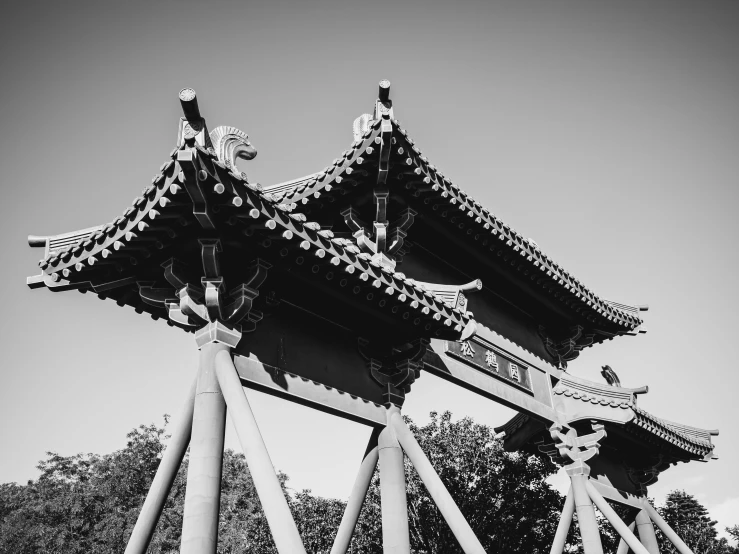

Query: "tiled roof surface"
(34, 142), (474, 336)
(551, 375), (715, 457)
(631, 406), (715, 457)
(263, 117), (644, 332)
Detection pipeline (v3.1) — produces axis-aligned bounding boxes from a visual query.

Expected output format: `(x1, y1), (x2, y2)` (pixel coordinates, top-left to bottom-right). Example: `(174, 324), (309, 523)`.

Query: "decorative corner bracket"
(358, 338), (428, 407)
(137, 242), (270, 336)
(538, 325), (596, 369)
(536, 421), (607, 476)
(194, 320), (243, 348)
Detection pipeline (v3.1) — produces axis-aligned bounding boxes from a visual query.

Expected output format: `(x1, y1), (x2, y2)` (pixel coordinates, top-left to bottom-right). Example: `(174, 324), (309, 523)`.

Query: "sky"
(1, 0), (738, 540)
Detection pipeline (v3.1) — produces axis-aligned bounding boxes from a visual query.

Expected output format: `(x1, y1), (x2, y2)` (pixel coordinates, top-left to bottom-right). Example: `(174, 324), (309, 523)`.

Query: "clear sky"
(1, 0), (738, 538)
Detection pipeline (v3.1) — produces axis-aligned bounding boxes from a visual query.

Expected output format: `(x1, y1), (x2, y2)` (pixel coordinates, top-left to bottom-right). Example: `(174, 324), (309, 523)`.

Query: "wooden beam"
(423, 352), (558, 425)
(232, 355), (387, 427)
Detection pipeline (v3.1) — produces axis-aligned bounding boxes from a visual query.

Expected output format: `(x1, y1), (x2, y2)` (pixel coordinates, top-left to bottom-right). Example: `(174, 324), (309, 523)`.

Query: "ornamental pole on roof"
(177, 88), (211, 148)
(343, 80), (415, 271)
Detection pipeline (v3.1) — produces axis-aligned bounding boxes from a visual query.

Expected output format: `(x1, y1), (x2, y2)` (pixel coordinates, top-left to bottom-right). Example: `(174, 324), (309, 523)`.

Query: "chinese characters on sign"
(460, 341), (475, 357)
(509, 364), (520, 382)
(485, 350), (498, 371)
(446, 338), (532, 393)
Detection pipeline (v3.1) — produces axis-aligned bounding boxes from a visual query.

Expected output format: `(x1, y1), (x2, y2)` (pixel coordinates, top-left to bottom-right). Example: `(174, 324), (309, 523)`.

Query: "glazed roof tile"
(34, 143), (474, 336)
(630, 406), (716, 457)
(266, 117), (644, 332)
(551, 375), (715, 457)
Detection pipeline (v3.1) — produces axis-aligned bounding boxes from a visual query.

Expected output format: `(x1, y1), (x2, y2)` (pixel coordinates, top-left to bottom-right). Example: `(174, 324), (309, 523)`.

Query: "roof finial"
(378, 79), (391, 103)
(177, 88), (211, 148)
(374, 80), (394, 120)
(179, 88), (201, 121)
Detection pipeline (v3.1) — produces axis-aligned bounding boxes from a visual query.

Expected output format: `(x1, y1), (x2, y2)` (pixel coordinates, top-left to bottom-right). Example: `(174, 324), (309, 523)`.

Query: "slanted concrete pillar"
(330, 429), (381, 554)
(635, 509), (660, 554)
(644, 502), (695, 554)
(125, 376), (197, 554)
(570, 474), (605, 554)
(214, 349), (307, 554)
(390, 412), (485, 554)
(379, 407), (410, 554)
(550, 487), (575, 554)
(181, 322), (241, 554)
(585, 481), (650, 554)
(616, 522), (636, 554)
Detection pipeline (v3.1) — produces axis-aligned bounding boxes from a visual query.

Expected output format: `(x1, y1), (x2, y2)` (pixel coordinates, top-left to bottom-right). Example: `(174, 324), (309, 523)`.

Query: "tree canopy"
(0, 413), (735, 554)
(656, 490), (737, 554)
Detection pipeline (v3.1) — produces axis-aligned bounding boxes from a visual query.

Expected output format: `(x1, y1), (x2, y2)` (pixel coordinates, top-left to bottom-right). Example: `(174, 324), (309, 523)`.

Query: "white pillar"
(330, 429), (381, 554)
(550, 487), (575, 554)
(125, 376), (196, 554)
(181, 342), (229, 554)
(644, 502), (695, 554)
(214, 349), (307, 554)
(571, 475), (605, 554)
(635, 509), (660, 554)
(584, 481), (651, 554)
(616, 522), (636, 554)
(390, 412), (486, 554)
(379, 407), (410, 554)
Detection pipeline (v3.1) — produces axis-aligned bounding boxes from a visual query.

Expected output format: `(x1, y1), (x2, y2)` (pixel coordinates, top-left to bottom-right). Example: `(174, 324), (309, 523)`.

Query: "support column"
(180, 340), (230, 554)
(330, 429), (381, 554)
(585, 481), (651, 554)
(214, 349), (307, 554)
(616, 522), (636, 554)
(570, 474), (605, 554)
(125, 376), (197, 554)
(635, 509), (660, 554)
(390, 412), (485, 554)
(550, 487), (575, 554)
(644, 502), (695, 554)
(379, 407), (410, 554)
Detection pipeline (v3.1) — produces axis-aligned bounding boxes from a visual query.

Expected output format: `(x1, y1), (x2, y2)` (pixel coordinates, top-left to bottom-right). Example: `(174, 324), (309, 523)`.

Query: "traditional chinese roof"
(28, 82), (647, 362)
(262, 116), (646, 337)
(496, 373), (717, 465)
(28, 141), (476, 341)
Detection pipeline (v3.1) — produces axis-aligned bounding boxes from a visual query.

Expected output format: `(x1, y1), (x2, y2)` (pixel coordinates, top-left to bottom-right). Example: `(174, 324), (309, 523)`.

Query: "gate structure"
(27, 82), (717, 554)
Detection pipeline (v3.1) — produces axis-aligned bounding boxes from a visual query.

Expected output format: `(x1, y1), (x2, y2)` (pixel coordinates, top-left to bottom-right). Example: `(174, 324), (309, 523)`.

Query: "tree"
(10, 413), (734, 554)
(351, 411), (566, 554)
(0, 419), (180, 554)
(0, 417), (338, 554)
(656, 490), (738, 554)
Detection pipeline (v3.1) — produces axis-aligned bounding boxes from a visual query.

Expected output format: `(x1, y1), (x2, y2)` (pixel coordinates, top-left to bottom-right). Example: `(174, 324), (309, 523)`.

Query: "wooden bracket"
(537, 421), (607, 476)
(539, 325), (597, 369)
(358, 338), (429, 407)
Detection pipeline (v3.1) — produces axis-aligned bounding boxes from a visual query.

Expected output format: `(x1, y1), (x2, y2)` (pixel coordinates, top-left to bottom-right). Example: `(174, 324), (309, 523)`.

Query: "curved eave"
(627, 406), (716, 460)
(30, 143), (474, 339)
(550, 375), (716, 460)
(268, 117), (645, 336)
(497, 408), (715, 463)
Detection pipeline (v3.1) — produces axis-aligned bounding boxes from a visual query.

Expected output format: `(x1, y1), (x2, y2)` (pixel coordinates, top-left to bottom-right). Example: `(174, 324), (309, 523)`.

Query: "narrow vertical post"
(390, 413), (486, 554)
(330, 429), (381, 554)
(180, 341), (230, 554)
(570, 475), (605, 554)
(585, 481), (651, 554)
(550, 487), (575, 554)
(379, 406), (410, 554)
(643, 502), (695, 554)
(125, 376), (197, 554)
(214, 350), (307, 554)
(616, 522), (636, 554)
(635, 509), (660, 554)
